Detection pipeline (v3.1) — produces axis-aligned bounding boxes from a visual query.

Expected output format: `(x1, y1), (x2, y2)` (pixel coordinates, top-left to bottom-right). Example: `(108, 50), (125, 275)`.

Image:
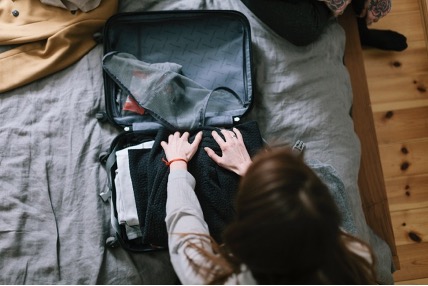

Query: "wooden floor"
(361, 0), (428, 283)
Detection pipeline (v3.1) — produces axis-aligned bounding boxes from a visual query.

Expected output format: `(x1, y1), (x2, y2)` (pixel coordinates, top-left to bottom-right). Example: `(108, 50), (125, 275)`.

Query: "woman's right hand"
(161, 131), (203, 170)
(204, 128), (252, 176)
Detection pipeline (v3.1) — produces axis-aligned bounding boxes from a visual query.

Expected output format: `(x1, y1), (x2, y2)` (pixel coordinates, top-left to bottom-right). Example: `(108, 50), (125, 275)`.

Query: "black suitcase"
(98, 10), (262, 252)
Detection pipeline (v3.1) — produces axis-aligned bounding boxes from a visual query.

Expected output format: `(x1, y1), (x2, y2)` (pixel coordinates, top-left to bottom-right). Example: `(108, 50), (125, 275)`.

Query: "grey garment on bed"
(308, 160), (394, 284)
(102, 52), (243, 129)
(308, 160), (357, 235)
(308, 161), (394, 285)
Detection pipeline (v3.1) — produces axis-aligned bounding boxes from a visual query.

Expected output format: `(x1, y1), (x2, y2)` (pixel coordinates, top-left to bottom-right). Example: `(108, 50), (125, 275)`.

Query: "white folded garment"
(114, 141), (154, 239)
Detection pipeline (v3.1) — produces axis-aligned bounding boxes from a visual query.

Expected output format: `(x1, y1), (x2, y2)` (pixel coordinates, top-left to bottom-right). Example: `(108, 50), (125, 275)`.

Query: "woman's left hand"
(161, 131), (203, 170)
(204, 128), (252, 176)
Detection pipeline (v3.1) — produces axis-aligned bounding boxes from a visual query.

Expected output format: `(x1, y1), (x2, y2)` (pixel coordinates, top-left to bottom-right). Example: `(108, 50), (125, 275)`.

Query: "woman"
(161, 128), (377, 284)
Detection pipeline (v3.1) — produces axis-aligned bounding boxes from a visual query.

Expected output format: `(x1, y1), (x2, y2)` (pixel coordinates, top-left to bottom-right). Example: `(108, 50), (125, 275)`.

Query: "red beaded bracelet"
(162, 158), (188, 166)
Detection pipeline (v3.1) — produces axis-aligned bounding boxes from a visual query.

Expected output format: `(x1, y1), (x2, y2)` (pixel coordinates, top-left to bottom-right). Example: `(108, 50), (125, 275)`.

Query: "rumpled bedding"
(0, 0), (393, 284)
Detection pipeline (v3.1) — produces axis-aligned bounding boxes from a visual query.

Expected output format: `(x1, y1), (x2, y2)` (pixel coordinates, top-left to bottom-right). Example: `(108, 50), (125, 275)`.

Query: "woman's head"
(222, 147), (375, 284)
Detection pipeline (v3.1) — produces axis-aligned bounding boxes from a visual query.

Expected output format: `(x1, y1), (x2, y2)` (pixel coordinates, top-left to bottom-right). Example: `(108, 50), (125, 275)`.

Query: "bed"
(0, 0), (396, 284)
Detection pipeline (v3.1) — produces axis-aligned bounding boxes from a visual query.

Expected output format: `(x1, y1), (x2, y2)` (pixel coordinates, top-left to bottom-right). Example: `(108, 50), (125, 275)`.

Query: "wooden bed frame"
(421, 0), (428, 51)
(339, 8), (399, 269)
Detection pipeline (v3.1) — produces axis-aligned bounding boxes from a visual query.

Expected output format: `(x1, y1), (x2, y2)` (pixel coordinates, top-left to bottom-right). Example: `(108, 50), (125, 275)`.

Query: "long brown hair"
(185, 147), (377, 284)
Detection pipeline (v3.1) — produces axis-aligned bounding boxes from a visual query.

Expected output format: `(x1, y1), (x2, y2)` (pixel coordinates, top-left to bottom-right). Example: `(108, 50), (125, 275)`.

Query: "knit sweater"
(128, 120), (264, 247)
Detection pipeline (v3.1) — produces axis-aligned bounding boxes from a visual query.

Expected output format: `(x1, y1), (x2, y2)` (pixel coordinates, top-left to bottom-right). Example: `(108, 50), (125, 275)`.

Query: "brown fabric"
(0, 0), (118, 93)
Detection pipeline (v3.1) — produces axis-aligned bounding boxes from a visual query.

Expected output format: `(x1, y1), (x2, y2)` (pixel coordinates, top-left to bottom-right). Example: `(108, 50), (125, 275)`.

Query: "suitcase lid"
(102, 10), (254, 132)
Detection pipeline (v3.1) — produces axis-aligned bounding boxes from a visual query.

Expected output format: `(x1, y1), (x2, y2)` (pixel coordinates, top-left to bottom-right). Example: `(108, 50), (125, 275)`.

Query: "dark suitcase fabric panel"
(129, 120), (264, 247)
(106, 13), (250, 104)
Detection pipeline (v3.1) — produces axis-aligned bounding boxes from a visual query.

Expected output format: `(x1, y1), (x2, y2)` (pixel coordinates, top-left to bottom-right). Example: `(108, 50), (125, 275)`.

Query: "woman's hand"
(161, 131), (203, 170)
(204, 128), (252, 176)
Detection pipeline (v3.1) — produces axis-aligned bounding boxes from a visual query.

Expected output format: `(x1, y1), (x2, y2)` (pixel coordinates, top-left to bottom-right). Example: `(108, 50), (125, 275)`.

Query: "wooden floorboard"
(364, 41), (428, 78)
(362, 0), (428, 283)
(386, 174), (428, 212)
(379, 140), (428, 178)
(367, 73), (428, 105)
(393, 242), (428, 281)
(374, 106), (428, 143)
(391, 207), (428, 246)
(397, 277), (428, 285)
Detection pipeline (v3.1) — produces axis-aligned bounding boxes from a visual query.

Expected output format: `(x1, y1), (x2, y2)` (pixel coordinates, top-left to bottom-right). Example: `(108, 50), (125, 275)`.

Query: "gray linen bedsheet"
(0, 0), (393, 284)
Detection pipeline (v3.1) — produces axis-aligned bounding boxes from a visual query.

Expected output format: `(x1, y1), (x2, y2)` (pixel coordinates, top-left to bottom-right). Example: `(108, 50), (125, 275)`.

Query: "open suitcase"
(98, 10), (263, 252)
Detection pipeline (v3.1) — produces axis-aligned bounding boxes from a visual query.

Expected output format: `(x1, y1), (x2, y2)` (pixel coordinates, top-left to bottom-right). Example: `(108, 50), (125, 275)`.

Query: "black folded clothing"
(129, 120), (264, 247)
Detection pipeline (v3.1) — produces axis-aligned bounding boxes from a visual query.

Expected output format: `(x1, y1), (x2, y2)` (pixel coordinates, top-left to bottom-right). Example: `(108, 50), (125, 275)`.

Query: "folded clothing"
(129, 120), (265, 247)
(115, 141), (154, 239)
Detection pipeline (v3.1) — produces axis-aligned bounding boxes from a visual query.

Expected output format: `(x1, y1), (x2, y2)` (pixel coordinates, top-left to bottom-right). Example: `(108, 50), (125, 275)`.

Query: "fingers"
(160, 140), (167, 147)
(168, 132), (177, 143)
(170, 131), (180, 143)
(204, 146), (221, 164)
(191, 131), (203, 147)
(211, 128), (240, 148)
(233, 128), (243, 142)
(166, 131), (189, 143)
(181, 131), (190, 142)
(189, 131), (203, 155)
(211, 130), (226, 147)
(163, 129), (241, 161)
(220, 129), (234, 141)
